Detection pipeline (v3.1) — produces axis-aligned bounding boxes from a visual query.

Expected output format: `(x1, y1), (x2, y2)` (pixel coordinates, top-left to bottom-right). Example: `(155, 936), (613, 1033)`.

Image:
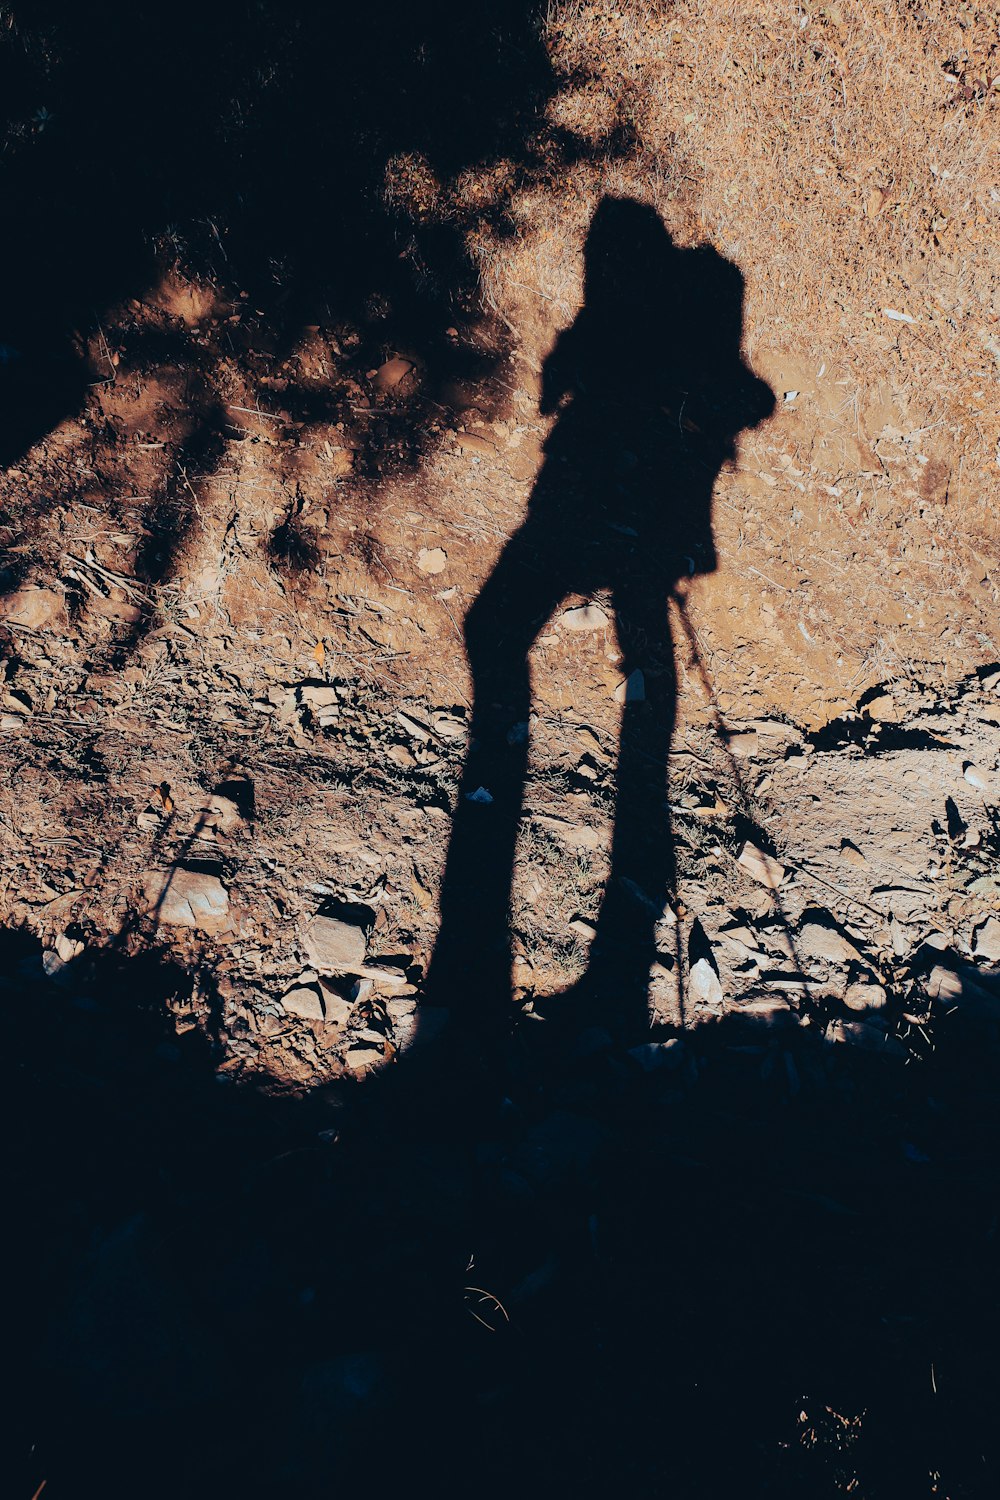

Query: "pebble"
(373, 357), (414, 392)
(303, 913), (368, 973)
(627, 1038), (684, 1071)
(963, 762), (993, 794)
(825, 1018), (904, 1056)
(416, 547), (448, 574)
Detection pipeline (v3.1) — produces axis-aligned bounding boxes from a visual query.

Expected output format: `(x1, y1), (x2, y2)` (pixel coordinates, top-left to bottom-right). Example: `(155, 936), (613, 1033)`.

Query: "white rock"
(963, 763), (992, 793)
(55, 933), (85, 963)
(972, 916), (1000, 963)
(689, 956), (723, 1008)
(416, 547), (448, 574)
(303, 914), (368, 973)
(561, 604), (609, 632)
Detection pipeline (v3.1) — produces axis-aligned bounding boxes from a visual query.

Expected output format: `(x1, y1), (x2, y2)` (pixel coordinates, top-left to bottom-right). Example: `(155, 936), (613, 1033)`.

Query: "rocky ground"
(3, 1), (999, 1494)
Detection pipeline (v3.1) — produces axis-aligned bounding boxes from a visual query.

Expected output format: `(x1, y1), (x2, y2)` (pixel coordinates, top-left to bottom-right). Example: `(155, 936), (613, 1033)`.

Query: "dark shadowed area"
(6, 927), (1000, 1499)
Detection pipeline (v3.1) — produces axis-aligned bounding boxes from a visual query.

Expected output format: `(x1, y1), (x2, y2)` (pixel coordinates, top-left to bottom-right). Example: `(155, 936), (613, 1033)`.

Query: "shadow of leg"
(583, 576), (677, 1038)
(428, 529), (567, 1055)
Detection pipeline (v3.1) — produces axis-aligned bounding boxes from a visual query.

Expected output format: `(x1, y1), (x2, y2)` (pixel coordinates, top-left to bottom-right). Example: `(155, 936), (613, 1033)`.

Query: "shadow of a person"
(428, 196), (774, 1054)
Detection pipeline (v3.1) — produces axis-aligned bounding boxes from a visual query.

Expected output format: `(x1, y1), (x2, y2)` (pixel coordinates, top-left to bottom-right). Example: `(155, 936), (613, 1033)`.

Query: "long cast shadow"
(429, 196), (774, 1050)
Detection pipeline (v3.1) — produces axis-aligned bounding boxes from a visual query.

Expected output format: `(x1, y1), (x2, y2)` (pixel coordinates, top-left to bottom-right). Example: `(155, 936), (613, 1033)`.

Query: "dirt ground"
(2, 2), (999, 1496)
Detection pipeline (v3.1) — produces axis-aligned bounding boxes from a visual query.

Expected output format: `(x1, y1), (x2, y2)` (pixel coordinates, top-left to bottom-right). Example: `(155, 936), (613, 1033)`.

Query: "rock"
(726, 731), (759, 757)
(927, 962), (1000, 1018)
(614, 669), (645, 704)
(205, 794), (242, 834)
(825, 1018), (904, 1056)
(627, 1038), (684, 1071)
(0, 713), (25, 731)
(737, 841), (785, 888)
(570, 917), (597, 939)
(303, 914), (368, 974)
(373, 357), (414, 392)
(927, 965), (963, 1002)
(55, 933), (85, 963)
(561, 604), (609, 632)
(42, 950), (70, 980)
(282, 985), (325, 1022)
(963, 762), (995, 796)
(454, 431), (496, 457)
(416, 547), (448, 574)
(972, 916), (1000, 963)
(843, 981), (887, 1012)
(839, 839), (867, 867)
(0, 584), (66, 630)
(147, 869), (230, 930)
(345, 1043), (386, 1072)
(729, 995), (796, 1027)
(300, 684), (339, 710)
(689, 955), (723, 1008)
(797, 920), (865, 966)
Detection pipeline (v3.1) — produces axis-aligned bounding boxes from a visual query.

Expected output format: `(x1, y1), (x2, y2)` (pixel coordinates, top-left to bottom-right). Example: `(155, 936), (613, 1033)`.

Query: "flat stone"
(345, 1043), (386, 1072)
(147, 869), (229, 930)
(798, 920), (865, 966)
(317, 979), (354, 1026)
(373, 356), (414, 392)
(689, 955), (723, 1008)
(729, 995), (796, 1026)
(561, 604), (609, 632)
(972, 916), (1000, 963)
(627, 1038), (683, 1071)
(0, 584), (66, 630)
(843, 981), (887, 1012)
(416, 547), (448, 574)
(303, 913), (368, 973)
(454, 431), (496, 457)
(737, 841), (785, 888)
(282, 985), (325, 1022)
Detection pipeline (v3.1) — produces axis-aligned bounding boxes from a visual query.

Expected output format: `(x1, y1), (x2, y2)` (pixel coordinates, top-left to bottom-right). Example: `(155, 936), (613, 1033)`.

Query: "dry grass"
(471, 0), (998, 531)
